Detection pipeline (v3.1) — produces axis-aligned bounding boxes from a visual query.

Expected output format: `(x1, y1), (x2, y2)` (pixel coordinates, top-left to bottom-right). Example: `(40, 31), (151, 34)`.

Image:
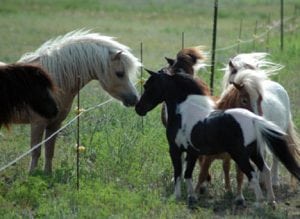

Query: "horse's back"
(262, 80), (290, 130)
(191, 111), (244, 153)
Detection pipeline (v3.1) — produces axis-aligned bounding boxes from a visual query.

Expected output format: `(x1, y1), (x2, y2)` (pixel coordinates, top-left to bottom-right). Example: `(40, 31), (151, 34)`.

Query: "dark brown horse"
(160, 47), (210, 126)
(0, 63), (58, 129)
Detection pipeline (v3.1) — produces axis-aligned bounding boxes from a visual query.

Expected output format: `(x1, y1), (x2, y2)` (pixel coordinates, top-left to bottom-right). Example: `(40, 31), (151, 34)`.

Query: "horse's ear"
(145, 68), (156, 76)
(244, 63), (255, 70)
(231, 82), (244, 90)
(165, 57), (175, 66)
(229, 59), (234, 68)
(112, 51), (123, 61)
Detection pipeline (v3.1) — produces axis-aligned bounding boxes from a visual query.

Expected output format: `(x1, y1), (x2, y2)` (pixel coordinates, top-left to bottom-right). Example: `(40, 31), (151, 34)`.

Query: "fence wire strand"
(0, 98), (113, 173)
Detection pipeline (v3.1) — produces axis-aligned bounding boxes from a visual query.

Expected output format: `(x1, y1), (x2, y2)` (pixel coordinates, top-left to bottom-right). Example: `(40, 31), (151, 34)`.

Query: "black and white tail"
(286, 118), (300, 162)
(254, 118), (300, 181)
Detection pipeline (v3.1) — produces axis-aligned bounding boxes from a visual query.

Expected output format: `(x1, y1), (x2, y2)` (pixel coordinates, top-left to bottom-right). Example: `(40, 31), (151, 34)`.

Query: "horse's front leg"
(29, 123), (46, 173)
(44, 122), (61, 174)
(169, 145), (183, 200)
(195, 155), (214, 194)
(184, 150), (198, 208)
(229, 148), (264, 207)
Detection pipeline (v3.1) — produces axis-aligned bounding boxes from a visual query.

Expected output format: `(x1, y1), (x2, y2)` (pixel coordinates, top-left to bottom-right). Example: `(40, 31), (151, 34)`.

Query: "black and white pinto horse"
(135, 70), (300, 208)
(0, 63), (58, 128)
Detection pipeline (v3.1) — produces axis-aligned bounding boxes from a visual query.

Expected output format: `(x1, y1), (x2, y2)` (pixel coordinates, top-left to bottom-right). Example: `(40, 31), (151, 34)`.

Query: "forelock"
(233, 69), (265, 102)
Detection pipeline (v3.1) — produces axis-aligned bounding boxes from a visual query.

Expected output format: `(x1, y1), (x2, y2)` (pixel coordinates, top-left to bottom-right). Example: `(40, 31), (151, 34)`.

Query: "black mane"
(167, 73), (206, 98)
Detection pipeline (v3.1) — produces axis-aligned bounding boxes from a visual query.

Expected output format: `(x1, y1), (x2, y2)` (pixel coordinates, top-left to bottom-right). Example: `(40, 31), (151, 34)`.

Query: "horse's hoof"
(253, 202), (263, 209)
(187, 196), (198, 209)
(235, 198), (246, 207)
(268, 201), (277, 209)
(199, 186), (206, 194)
(272, 184), (280, 190)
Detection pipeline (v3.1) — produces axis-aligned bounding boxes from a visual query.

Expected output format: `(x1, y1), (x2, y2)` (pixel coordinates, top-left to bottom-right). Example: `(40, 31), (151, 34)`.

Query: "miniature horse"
(0, 63), (58, 128)
(135, 70), (300, 208)
(222, 53), (300, 187)
(160, 48), (210, 130)
(17, 30), (140, 174)
(161, 48), (240, 198)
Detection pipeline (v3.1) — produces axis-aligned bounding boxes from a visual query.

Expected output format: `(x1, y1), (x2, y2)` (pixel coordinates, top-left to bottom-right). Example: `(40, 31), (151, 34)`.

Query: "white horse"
(17, 30), (141, 174)
(221, 52), (300, 187)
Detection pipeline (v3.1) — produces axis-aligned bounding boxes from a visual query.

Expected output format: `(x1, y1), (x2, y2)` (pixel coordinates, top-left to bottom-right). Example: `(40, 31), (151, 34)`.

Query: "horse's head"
(171, 47), (207, 75)
(219, 68), (264, 115)
(223, 52), (282, 89)
(217, 83), (253, 112)
(225, 58), (256, 86)
(135, 69), (167, 116)
(135, 68), (206, 116)
(103, 50), (141, 107)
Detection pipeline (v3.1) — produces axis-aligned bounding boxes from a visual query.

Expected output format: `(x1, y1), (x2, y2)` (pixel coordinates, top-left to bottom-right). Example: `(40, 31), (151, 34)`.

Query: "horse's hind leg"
(251, 152), (276, 208)
(234, 164), (245, 206)
(29, 123), (46, 173)
(229, 149), (264, 207)
(195, 155), (214, 194)
(44, 123), (61, 174)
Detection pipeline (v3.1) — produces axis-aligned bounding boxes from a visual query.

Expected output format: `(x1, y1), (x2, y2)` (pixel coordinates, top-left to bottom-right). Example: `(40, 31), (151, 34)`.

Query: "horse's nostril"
(123, 94), (139, 107)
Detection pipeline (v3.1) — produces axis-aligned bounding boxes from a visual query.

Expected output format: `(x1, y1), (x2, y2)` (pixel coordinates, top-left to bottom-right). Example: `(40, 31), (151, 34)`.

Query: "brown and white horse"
(160, 47), (242, 202)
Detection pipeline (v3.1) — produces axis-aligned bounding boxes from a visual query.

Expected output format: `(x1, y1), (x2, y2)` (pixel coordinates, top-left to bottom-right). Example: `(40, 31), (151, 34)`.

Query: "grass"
(0, 0), (300, 218)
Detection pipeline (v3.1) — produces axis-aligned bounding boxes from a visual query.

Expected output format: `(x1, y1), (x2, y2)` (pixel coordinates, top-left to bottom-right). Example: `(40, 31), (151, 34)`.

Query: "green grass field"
(0, 0), (300, 218)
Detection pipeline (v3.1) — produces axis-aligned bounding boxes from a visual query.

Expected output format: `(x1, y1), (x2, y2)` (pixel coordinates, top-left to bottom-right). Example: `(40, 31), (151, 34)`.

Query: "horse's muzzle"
(135, 103), (147, 116)
(122, 94), (139, 107)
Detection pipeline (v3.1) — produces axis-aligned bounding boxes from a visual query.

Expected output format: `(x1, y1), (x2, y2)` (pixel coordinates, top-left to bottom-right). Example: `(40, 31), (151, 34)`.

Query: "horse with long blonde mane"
(17, 30), (141, 174)
(221, 53), (300, 188)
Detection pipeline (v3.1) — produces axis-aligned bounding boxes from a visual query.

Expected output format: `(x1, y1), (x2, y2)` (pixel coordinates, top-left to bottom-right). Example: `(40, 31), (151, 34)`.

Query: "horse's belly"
(190, 120), (228, 155)
(11, 111), (31, 124)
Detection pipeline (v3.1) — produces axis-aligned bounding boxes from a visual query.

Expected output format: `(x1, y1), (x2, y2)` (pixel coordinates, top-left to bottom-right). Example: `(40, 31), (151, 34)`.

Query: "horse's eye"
(116, 71), (125, 78)
(231, 68), (237, 74)
(241, 97), (248, 106)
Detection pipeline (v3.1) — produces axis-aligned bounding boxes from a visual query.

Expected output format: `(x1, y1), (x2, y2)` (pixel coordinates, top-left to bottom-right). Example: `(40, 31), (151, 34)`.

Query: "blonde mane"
(223, 52), (283, 89)
(221, 69), (266, 105)
(18, 30), (141, 90)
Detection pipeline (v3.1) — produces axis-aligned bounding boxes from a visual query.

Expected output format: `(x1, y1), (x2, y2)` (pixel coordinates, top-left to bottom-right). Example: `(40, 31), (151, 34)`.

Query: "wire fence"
(0, 4), (299, 174)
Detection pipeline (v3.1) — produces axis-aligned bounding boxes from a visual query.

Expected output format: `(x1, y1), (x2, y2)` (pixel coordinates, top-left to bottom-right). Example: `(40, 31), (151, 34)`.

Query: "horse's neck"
(68, 75), (94, 95)
(177, 95), (214, 118)
(166, 95), (215, 124)
(28, 59), (97, 95)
